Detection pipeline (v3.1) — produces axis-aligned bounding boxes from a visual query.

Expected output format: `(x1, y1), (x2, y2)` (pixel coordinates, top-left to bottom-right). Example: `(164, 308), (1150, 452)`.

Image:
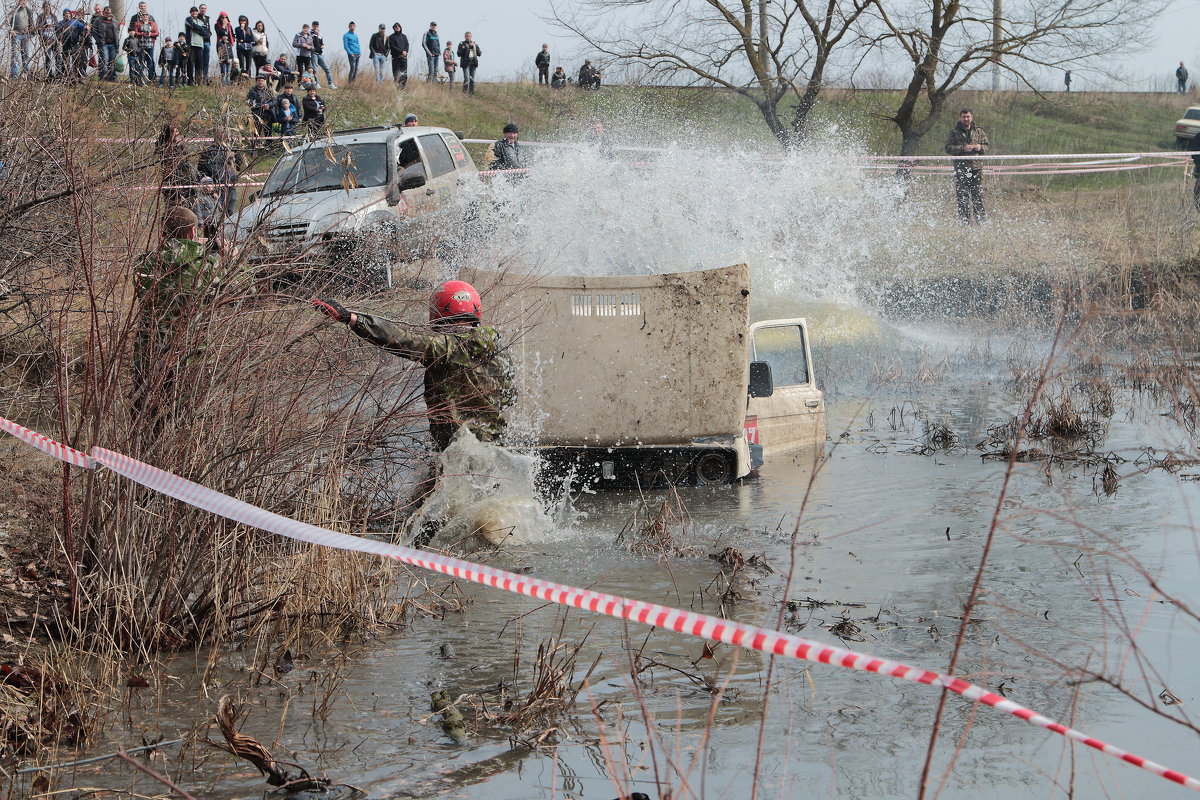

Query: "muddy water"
(91, 321), (1199, 800)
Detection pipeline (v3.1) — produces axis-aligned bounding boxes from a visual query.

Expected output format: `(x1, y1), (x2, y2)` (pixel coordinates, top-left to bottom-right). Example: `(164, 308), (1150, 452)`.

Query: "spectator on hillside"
(216, 29), (233, 83)
(1063, 70), (1071, 92)
(213, 11), (231, 48)
(944, 108), (989, 224)
(550, 65), (566, 89)
(302, 85), (326, 131)
(246, 73), (274, 136)
(196, 3), (210, 80)
(487, 123), (525, 171)
(292, 23), (312, 81)
(183, 6), (208, 85)
(250, 19), (267, 73)
(535, 44), (550, 85)
(92, 5), (118, 80)
(343, 21), (359, 83)
(1177, 62), (1189, 95)
(272, 52), (293, 86)
(233, 15), (252, 76)
(57, 9), (87, 81)
(7, 0), (35, 79)
(577, 60), (600, 90)
(368, 23), (386, 83)
(403, 112), (418, 126)
(157, 34), (179, 86)
(421, 21), (438, 81)
(311, 21), (333, 88)
(277, 96), (298, 136)
(442, 40), (456, 86)
(457, 32), (480, 95)
(275, 82), (298, 117)
(387, 22), (408, 86)
(38, 1), (58, 77)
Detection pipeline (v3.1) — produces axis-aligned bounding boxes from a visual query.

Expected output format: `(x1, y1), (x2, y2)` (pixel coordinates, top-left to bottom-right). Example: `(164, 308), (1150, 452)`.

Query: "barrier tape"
(1, 414), (1197, 792)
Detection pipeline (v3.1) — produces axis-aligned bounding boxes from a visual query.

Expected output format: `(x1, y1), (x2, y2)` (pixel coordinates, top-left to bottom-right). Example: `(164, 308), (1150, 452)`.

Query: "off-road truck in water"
(229, 125), (478, 288)
(467, 263), (826, 488)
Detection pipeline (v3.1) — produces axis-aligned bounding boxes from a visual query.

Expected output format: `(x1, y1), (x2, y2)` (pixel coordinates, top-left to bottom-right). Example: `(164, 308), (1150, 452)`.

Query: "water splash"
(407, 429), (577, 550)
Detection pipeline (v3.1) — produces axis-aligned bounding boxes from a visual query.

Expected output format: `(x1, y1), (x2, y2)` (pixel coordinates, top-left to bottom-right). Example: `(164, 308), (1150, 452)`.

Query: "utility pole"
(991, 0), (1001, 91)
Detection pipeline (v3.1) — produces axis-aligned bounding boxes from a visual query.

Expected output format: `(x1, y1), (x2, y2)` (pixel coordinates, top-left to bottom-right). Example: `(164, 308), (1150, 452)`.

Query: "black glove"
(310, 297), (350, 324)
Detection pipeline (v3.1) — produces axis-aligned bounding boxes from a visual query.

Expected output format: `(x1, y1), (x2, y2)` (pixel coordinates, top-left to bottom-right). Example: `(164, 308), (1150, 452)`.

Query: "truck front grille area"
(268, 221), (311, 242)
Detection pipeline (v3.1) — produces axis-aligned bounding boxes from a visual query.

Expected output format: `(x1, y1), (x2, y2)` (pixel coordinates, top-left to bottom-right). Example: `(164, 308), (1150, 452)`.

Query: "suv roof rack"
(329, 125), (399, 136)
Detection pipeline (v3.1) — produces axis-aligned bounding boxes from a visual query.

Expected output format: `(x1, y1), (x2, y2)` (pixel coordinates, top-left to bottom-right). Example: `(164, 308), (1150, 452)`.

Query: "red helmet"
(430, 280), (482, 323)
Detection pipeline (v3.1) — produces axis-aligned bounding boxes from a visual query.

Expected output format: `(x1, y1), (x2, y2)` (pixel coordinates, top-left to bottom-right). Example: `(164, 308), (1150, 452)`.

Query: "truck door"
(746, 319), (826, 454)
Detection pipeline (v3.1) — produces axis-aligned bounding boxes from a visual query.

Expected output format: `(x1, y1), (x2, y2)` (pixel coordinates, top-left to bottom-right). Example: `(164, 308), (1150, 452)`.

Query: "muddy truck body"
(467, 264), (825, 488)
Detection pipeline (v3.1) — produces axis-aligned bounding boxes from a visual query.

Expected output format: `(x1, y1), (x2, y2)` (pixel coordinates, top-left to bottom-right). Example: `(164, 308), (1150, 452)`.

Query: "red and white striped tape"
(1, 415), (1196, 792)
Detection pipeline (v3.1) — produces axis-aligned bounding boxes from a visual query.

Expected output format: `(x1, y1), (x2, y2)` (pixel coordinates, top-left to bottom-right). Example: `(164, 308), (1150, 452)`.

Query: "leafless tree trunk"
(869, 0), (1167, 156)
(550, 0), (875, 149)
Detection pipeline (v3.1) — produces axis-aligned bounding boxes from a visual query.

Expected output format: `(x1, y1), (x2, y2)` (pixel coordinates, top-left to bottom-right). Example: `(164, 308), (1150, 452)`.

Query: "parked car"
(229, 124), (479, 289)
(1174, 106), (1200, 148)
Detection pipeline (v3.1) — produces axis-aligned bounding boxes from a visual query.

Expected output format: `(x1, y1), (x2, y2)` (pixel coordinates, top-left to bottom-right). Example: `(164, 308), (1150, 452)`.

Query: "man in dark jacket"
(487, 123), (525, 172)
(245, 74), (274, 136)
(421, 21), (438, 81)
(301, 85), (326, 131)
(577, 59), (600, 89)
(368, 23), (386, 83)
(91, 5), (119, 80)
(1177, 62), (1189, 95)
(311, 21), (333, 88)
(534, 44), (549, 85)
(943, 108), (990, 224)
(456, 32), (480, 95)
(387, 22), (407, 86)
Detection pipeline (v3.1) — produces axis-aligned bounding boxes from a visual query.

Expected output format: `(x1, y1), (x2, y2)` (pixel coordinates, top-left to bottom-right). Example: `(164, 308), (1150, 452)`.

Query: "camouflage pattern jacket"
(138, 238), (220, 323)
(349, 313), (516, 450)
(943, 123), (990, 172)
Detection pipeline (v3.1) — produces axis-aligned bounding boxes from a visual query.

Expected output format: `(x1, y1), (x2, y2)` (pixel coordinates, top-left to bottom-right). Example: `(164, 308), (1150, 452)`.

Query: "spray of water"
(455, 108), (1088, 324)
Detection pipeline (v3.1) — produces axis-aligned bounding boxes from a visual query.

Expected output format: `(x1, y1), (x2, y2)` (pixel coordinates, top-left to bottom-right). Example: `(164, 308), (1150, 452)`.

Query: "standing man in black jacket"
(311, 21), (333, 88)
(92, 5), (119, 80)
(457, 32), (480, 95)
(368, 23), (386, 83)
(387, 22), (407, 86)
(534, 44), (549, 85)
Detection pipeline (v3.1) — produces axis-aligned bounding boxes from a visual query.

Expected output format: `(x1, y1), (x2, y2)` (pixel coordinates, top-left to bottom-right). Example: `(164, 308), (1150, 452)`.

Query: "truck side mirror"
(748, 361), (774, 398)
(399, 170), (427, 191)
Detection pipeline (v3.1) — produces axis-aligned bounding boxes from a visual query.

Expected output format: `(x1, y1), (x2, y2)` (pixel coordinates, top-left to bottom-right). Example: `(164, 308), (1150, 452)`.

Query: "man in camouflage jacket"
(311, 291), (514, 451)
(944, 108), (990, 224)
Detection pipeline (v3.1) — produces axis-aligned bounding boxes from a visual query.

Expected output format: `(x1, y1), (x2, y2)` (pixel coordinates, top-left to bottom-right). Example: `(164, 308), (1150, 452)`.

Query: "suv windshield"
(263, 143), (389, 195)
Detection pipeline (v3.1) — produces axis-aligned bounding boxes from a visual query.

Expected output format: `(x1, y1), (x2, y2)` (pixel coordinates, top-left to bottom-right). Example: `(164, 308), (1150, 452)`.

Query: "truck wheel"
(694, 452), (733, 485)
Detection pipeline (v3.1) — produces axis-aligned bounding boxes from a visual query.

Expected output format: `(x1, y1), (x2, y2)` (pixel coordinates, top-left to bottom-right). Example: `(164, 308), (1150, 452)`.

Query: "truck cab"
(229, 125), (478, 289)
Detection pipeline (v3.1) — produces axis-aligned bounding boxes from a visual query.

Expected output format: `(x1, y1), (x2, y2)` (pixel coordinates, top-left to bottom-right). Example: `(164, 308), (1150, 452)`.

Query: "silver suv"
(231, 124), (479, 288)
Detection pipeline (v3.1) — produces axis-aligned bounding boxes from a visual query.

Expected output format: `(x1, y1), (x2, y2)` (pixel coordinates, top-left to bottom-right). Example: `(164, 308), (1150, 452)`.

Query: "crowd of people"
(4, 1), (605, 92)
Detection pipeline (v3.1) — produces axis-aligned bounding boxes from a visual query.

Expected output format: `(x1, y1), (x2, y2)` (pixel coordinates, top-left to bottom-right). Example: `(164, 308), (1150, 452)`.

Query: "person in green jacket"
(310, 280), (515, 451)
(134, 205), (222, 429)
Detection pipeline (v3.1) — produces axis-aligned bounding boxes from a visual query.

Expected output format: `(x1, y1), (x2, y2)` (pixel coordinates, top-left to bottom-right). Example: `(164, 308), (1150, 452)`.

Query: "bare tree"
(550, 0), (876, 148)
(869, 0), (1168, 155)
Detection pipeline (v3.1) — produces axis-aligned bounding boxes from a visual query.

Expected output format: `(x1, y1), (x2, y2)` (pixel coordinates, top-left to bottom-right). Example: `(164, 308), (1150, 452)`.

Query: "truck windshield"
(752, 325), (809, 386)
(263, 143), (389, 196)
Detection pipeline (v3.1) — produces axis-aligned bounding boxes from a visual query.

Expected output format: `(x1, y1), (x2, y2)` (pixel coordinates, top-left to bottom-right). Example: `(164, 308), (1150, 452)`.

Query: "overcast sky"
(137, 0), (1199, 91)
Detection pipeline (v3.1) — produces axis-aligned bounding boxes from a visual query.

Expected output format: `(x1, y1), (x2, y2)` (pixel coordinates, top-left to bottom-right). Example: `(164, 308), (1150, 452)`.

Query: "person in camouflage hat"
(310, 280), (514, 451)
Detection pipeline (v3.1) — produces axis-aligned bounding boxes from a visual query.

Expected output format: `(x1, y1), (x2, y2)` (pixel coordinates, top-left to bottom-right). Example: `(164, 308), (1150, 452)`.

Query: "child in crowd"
(217, 37), (235, 85)
(277, 97), (297, 136)
(158, 36), (179, 87)
(442, 41), (456, 86)
(175, 33), (190, 84)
